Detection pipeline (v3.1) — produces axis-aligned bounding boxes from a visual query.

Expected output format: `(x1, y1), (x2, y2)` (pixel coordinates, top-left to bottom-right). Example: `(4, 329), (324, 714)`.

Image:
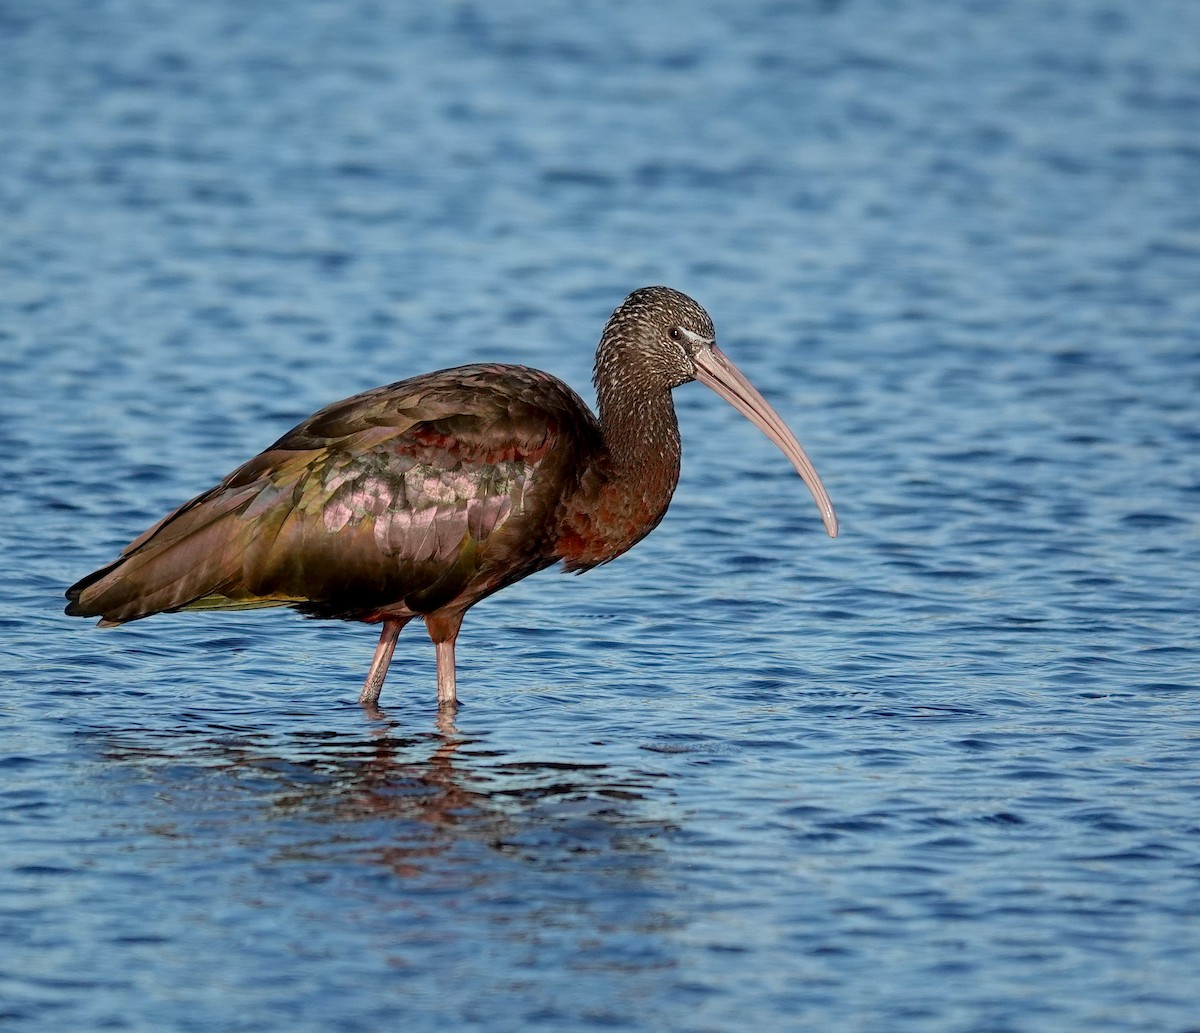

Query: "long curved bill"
(693, 344), (838, 538)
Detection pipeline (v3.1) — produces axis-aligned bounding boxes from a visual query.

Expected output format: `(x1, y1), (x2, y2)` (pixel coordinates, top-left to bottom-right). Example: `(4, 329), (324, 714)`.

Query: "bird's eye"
(669, 327), (682, 342)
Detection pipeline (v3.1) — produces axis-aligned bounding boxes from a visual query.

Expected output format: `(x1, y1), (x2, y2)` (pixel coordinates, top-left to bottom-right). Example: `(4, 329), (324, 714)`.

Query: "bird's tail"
(64, 484), (295, 625)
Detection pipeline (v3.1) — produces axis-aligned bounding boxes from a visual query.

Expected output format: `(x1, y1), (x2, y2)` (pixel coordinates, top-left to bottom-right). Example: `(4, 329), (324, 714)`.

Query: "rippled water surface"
(4, 2), (1200, 1031)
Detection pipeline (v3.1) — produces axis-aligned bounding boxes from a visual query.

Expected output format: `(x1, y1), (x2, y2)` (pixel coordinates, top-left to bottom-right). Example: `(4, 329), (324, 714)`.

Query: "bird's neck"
(597, 378), (682, 480)
(556, 375), (682, 572)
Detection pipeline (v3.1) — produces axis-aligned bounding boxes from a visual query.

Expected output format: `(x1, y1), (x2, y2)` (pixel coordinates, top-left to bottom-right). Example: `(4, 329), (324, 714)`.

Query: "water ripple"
(4, 1), (1200, 1031)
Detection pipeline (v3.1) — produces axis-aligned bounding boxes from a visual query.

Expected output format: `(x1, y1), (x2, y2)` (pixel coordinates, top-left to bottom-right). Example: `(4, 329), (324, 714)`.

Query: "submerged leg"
(424, 612), (464, 708)
(360, 618), (409, 706)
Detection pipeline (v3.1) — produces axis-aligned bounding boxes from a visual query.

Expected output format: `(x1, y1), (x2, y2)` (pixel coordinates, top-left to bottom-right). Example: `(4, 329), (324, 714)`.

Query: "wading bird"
(66, 287), (837, 708)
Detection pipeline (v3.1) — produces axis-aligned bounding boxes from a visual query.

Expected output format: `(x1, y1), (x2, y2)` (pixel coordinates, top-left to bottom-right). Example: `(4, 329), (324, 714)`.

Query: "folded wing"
(66, 365), (597, 625)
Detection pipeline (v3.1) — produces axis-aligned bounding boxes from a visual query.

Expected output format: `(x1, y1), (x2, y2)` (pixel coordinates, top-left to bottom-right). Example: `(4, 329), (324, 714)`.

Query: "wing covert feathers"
(65, 365), (600, 625)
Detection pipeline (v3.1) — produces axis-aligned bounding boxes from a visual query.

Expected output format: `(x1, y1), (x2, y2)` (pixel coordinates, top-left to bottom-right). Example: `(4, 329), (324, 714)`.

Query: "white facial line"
(678, 327), (713, 348)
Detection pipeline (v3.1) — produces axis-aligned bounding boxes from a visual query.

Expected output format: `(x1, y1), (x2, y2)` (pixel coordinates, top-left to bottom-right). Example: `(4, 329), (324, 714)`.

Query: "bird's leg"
(424, 612), (464, 709)
(435, 639), (457, 708)
(360, 618), (408, 706)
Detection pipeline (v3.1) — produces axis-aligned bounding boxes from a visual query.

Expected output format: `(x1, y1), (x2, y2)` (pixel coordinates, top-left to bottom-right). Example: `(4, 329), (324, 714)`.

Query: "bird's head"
(596, 285), (717, 390)
(596, 285), (838, 538)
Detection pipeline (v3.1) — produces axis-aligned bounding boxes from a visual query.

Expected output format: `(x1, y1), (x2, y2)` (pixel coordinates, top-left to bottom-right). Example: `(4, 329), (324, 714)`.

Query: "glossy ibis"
(66, 286), (838, 708)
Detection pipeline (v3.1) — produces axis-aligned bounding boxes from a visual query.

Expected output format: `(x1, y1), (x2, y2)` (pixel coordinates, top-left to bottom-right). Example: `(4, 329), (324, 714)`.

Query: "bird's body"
(66, 287), (837, 708)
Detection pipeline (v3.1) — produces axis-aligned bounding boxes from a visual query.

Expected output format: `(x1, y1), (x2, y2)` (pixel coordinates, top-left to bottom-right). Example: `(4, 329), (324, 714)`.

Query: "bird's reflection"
(260, 704), (488, 877)
(97, 697), (674, 882)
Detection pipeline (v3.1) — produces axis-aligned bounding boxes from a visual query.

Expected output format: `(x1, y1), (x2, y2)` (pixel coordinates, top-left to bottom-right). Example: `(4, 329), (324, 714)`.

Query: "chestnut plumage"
(65, 286), (837, 708)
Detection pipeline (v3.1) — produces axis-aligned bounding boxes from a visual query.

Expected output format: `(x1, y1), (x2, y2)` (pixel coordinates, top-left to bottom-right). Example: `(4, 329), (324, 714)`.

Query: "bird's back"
(66, 364), (603, 626)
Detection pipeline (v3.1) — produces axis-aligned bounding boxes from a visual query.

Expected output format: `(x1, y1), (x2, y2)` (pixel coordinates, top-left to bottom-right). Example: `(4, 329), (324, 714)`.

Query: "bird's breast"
(554, 478), (674, 571)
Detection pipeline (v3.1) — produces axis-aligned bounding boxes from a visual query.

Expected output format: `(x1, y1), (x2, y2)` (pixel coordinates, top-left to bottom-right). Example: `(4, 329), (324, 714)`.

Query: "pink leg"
(360, 619), (408, 706)
(425, 613), (464, 708)
(435, 639), (456, 707)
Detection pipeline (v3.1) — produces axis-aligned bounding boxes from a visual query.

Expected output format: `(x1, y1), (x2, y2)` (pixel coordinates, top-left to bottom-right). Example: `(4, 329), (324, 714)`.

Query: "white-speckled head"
(595, 286), (838, 537)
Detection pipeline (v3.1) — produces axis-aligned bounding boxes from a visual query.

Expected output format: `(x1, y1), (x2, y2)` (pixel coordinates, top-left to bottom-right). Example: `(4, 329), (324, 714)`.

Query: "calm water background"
(3, 1), (1199, 1030)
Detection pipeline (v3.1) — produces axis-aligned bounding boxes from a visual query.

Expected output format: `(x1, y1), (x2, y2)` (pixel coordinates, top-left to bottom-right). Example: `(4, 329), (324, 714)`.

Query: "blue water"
(4, 1), (1200, 1030)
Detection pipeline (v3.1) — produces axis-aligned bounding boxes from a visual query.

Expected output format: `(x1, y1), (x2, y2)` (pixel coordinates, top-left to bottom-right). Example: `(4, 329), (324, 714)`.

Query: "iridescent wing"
(66, 365), (598, 624)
